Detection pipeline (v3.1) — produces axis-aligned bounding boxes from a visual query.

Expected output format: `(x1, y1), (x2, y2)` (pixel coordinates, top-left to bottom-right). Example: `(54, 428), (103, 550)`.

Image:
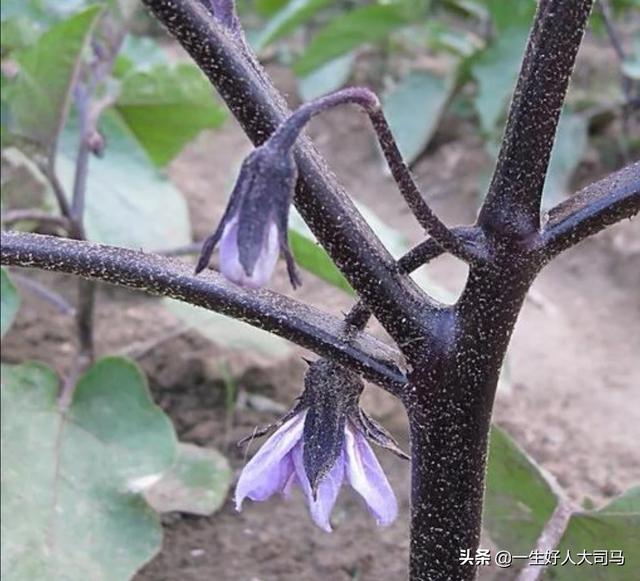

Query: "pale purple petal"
(235, 412), (306, 509)
(219, 217), (279, 288)
(344, 424), (397, 526)
(292, 441), (345, 532)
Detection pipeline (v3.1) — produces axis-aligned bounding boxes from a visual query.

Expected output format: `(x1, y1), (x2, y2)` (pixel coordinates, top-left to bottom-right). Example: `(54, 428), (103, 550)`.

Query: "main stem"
(405, 258), (538, 580)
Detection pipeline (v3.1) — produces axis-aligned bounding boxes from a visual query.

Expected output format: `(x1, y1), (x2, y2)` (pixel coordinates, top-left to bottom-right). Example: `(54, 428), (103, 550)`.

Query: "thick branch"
(479, 0), (594, 238)
(0, 231), (407, 391)
(539, 161), (640, 258)
(141, 0), (430, 341)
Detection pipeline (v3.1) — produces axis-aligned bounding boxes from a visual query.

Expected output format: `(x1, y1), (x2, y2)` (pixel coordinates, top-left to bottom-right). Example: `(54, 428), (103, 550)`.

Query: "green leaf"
(115, 63), (226, 167)
(254, 0), (336, 52)
(289, 229), (353, 294)
(545, 488), (640, 579)
(144, 443), (232, 516)
(114, 35), (168, 77)
(0, 17), (41, 53)
(485, 426), (559, 557)
(289, 203), (450, 300)
(471, 26), (529, 134)
(297, 52), (355, 101)
(0, 358), (177, 581)
(57, 111), (192, 251)
(7, 5), (103, 155)
(382, 70), (453, 165)
(542, 110), (588, 208)
(0, 267), (20, 337)
(294, 3), (410, 76)
(163, 298), (293, 357)
(255, 0), (290, 17)
(485, 0), (535, 31)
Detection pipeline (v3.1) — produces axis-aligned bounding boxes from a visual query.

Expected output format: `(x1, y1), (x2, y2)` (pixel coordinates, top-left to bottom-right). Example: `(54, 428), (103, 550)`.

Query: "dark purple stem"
(5, 1), (636, 579)
(0, 231), (407, 392)
(539, 161), (640, 258)
(478, 0), (594, 239)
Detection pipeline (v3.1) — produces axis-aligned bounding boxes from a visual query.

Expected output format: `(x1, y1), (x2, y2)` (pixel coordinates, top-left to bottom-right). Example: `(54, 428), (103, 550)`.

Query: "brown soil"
(2, 50), (639, 581)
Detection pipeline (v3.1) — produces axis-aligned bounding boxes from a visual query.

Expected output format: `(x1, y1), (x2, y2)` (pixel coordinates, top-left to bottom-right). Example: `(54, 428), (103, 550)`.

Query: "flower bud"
(195, 141), (301, 289)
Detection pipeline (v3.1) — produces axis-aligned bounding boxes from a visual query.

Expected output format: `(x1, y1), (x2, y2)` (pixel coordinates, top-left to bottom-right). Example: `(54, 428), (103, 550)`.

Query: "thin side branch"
(141, 0), (430, 340)
(538, 161), (640, 258)
(271, 88), (484, 263)
(0, 231), (407, 391)
(516, 499), (575, 581)
(1, 209), (70, 232)
(9, 272), (76, 315)
(479, 0), (594, 239)
(345, 226), (485, 330)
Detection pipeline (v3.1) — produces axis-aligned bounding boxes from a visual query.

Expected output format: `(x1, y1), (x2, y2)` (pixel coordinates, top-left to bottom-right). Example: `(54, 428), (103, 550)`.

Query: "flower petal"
(292, 441), (345, 532)
(344, 424), (397, 526)
(219, 218), (279, 288)
(235, 412), (305, 509)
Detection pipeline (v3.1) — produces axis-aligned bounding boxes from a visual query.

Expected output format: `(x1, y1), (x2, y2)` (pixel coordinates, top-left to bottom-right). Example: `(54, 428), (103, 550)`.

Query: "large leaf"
(7, 5), (102, 154)
(115, 64), (226, 167)
(485, 426), (558, 557)
(254, 0), (335, 53)
(471, 26), (529, 134)
(0, 358), (177, 581)
(545, 488), (640, 579)
(542, 110), (589, 208)
(294, 3), (410, 76)
(297, 52), (355, 101)
(0, 268), (20, 337)
(144, 443), (232, 516)
(163, 298), (293, 357)
(57, 111), (192, 251)
(382, 70), (453, 165)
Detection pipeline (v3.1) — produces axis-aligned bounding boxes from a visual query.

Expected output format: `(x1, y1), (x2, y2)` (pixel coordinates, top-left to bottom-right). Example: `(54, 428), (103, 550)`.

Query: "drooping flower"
(195, 139), (301, 289)
(235, 359), (408, 531)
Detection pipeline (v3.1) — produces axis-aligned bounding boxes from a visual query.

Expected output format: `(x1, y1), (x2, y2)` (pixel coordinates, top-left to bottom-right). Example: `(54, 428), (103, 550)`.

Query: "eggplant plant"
(1, 0), (639, 579)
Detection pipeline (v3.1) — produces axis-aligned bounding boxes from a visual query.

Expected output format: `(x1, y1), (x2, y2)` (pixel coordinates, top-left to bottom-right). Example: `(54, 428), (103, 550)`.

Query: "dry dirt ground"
(2, 52), (639, 581)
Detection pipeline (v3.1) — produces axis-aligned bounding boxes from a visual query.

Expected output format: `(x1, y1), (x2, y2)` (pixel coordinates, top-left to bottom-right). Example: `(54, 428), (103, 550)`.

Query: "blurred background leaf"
(0, 358), (176, 581)
(254, 0), (335, 53)
(144, 443), (232, 516)
(294, 2), (411, 76)
(382, 70), (454, 165)
(297, 52), (355, 101)
(545, 487), (640, 579)
(485, 426), (559, 559)
(114, 63), (226, 167)
(5, 6), (103, 155)
(57, 112), (192, 250)
(542, 110), (589, 208)
(0, 267), (20, 337)
(163, 298), (294, 357)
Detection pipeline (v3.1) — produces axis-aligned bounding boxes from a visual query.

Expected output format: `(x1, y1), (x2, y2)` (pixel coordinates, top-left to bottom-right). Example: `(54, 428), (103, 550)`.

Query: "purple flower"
(235, 359), (407, 531)
(235, 411), (397, 531)
(218, 216), (280, 289)
(195, 142), (301, 289)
